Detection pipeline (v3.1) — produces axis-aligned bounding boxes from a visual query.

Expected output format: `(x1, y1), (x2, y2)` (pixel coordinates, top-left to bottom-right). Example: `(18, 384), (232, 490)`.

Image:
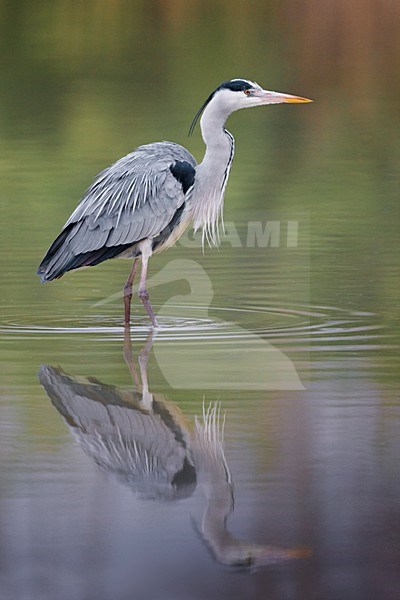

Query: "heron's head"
(189, 78), (312, 135)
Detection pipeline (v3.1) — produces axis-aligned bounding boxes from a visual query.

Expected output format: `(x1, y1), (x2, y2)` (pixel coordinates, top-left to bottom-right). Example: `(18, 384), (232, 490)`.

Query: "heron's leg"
(138, 329), (155, 391)
(138, 255), (159, 328)
(123, 322), (140, 388)
(138, 330), (156, 409)
(123, 324), (155, 407)
(124, 258), (139, 324)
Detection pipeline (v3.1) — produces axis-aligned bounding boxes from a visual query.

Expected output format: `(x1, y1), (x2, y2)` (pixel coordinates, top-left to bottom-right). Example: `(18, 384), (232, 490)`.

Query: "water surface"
(0, 4), (399, 600)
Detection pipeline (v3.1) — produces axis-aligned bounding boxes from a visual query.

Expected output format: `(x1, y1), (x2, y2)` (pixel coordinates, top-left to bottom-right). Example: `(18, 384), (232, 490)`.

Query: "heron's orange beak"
(282, 95), (313, 103)
(257, 90), (313, 105)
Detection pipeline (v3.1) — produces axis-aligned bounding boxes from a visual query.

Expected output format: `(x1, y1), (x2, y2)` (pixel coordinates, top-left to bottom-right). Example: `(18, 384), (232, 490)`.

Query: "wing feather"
(38, 142), (196, 281)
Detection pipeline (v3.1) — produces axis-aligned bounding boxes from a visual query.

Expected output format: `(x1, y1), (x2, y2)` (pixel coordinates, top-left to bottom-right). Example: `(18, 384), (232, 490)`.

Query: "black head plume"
(188, 91), (215, 137)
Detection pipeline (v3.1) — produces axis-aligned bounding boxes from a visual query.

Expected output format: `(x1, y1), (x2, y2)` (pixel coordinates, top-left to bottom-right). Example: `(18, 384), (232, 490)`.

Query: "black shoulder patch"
(170, 160), (195, 194)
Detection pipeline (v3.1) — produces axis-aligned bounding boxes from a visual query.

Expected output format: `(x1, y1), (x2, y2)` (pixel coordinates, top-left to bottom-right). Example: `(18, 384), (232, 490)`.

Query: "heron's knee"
(124, 283), (133, 297)
(138, 289), (149, 301)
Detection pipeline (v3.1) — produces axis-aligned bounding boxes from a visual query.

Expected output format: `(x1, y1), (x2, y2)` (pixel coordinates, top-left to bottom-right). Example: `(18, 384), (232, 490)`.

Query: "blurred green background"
(1, 0), (399, 318)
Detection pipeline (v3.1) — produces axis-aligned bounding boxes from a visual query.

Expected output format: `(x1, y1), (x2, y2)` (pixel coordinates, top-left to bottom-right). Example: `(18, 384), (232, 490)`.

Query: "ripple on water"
(0, 304), (394, 354)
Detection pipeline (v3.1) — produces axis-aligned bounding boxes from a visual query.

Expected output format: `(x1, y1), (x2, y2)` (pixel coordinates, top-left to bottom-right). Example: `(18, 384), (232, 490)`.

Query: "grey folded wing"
(37, 141), (196, 281)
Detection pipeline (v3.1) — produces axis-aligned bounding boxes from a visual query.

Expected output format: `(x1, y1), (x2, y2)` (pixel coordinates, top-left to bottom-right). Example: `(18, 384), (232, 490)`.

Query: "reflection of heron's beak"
(258, 90), (313, 105)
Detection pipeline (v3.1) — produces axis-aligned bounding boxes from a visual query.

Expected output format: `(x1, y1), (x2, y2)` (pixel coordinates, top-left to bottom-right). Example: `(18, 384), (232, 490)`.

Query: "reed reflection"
(39, 327), (309, 569)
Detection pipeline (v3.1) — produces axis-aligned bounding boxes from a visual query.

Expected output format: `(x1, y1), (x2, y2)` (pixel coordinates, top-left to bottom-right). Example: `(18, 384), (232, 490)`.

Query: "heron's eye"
(244, 89), (251, 96)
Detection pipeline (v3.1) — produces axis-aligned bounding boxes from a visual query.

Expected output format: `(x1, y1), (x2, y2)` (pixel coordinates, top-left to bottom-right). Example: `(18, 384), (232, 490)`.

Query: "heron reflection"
(39, 328), (309, 568)
(39, 331), (195, 502)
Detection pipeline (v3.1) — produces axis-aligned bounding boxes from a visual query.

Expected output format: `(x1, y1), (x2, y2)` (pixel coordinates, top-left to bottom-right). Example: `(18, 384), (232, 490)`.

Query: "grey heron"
(37, 79), (312, 326)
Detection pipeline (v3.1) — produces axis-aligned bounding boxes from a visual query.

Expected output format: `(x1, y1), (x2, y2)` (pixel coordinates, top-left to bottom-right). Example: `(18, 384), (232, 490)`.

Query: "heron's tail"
(37, 224), (76, 282)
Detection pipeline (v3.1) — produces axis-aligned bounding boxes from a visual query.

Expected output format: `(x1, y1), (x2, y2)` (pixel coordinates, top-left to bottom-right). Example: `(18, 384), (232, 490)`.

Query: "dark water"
(0, 3), (399, 599)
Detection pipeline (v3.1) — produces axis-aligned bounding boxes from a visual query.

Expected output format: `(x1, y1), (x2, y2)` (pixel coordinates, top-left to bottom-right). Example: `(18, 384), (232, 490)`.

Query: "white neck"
(190, 95), (235, 246)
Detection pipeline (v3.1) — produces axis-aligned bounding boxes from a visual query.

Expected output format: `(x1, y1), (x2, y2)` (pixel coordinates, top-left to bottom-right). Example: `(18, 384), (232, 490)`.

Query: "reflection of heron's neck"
(201, 475), (236, 553)
(198, 447), (305, 567)
(194, 404), (306, 568)
(195, 427), (264, 566)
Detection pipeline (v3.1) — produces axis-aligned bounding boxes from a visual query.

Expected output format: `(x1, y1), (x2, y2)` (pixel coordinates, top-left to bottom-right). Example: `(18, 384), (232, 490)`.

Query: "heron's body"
(37, 79), (311, 326)
(38, 142), (197, 279)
